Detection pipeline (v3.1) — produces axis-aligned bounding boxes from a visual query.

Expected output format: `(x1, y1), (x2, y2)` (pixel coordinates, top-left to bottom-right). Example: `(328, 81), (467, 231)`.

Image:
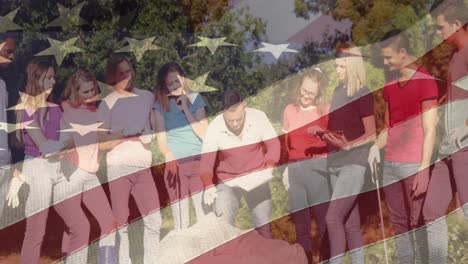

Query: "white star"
(188, 36), (236, 55)
(60, 122), (109, 136)
(185, 72), (218, 93)
(0, 42), (11, 64)
(0, 8), (22, 33)
(34, 37), (84, 66)
(7, 89), (57, 116)
(97, 78), (138, 109)
(115, 37), (162, 62)
(453, 75), (468, 92)
(47, 2), (88, 29)
(0, 120), (36, 133)
(253, 42), (298, 60)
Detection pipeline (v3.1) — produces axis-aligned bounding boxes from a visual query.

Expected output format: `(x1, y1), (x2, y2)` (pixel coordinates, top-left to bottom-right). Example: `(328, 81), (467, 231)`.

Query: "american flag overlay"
(0, 0), (467, 263)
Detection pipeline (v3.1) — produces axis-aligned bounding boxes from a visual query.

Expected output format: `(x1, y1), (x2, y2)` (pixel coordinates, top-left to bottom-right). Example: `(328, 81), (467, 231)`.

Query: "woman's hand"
(176, 94), (191, 113)
(306, 125), (321, 137)
(164, 151), (179, 188)
(323, 132), (350, 150)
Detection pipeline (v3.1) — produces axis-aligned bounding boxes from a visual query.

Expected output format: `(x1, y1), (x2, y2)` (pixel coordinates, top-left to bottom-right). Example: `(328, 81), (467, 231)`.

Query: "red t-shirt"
(283, 104), (329, 160)
(383, 67), (438, 163)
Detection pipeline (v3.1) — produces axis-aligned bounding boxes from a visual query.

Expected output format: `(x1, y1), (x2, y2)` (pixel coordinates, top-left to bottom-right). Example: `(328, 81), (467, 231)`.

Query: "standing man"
(201, 89), (280, 238)
(368, 29), (439, 263)
(0, 34), (16, 220)
(98, 54), (161, 263)
(423, 1), (468, 263)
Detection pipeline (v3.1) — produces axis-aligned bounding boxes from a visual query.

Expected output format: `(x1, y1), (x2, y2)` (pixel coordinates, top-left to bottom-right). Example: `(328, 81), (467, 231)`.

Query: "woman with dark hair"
(152, 62), (208, 229)
(282, 68), (330, 263)
(6, 58), (89, 264)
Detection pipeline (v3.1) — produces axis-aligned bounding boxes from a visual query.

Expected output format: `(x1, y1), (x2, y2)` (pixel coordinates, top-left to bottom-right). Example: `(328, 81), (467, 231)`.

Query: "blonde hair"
(62, 69), (99, 106)
(16, 58), (56, 142)
(294, 68), (328, 115)
(335, 42), (366, 97)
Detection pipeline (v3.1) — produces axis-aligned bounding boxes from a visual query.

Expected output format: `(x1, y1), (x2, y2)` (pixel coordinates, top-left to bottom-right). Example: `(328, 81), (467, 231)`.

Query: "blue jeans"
(326, 164), (366, 264)
(214, 182), (272, 238)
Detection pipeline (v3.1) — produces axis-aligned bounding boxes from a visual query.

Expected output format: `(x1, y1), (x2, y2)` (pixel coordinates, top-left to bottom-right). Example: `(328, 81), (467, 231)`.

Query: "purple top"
(22, 105), (63, 157)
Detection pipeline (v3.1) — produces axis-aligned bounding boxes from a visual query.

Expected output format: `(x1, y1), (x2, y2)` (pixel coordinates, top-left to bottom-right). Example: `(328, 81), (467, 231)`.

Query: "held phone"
(316, 130), (344, 138)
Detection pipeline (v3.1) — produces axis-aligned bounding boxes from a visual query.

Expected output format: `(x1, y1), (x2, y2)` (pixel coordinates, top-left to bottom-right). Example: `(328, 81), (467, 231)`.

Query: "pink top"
(283, 103), (329, 160)
(61, 101), (100, 173)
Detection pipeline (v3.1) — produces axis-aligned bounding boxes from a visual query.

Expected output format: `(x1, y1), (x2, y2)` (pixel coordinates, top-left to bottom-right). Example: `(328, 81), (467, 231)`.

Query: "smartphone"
(316, 130), (344, 138)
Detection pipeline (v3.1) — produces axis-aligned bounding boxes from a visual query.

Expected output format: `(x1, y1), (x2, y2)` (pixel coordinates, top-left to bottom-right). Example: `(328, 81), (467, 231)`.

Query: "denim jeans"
(423, 147), (468, 264)
(383, 161), (424, 264)
(288, 158), (330, 260)
(326, 164), (366, 264)
(107, 165), (162, 264)
(214, 182), (272, 238)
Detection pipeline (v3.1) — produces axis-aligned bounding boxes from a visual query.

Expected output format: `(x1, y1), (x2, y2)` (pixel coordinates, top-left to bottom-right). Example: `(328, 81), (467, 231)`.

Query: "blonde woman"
(324, 43), (376, 264)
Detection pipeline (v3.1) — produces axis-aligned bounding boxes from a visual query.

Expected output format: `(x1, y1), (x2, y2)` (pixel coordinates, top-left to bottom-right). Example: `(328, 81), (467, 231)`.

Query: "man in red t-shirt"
(369, 29), (439, 264)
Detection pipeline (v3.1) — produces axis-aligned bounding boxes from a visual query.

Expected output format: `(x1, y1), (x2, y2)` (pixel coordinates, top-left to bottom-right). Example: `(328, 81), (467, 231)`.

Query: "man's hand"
(264, 159), (277, 168)
(6, 173), (25, 208)
(412, 167), (430, 198)
(368, 144), (381, 175)
(203, 187), (217, 206)
(450, 126), (468, 148)
(282, 168), (290, 190)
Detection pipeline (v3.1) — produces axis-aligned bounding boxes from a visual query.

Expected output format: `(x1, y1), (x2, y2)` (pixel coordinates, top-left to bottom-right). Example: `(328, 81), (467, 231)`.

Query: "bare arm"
(420, 99), (438, 168)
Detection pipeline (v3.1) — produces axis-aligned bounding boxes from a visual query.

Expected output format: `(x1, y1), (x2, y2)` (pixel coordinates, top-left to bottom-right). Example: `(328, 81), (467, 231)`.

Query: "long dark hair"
(155, 62), (191, 112)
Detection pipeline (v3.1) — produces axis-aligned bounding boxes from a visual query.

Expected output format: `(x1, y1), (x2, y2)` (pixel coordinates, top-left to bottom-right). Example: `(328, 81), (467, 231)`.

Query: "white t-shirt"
(98, 87), (154, 167)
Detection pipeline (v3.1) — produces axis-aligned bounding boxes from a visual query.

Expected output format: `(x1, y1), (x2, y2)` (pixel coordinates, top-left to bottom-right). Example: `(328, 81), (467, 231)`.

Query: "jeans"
(326, 164), (366, 264)
(214, 182), (272, 238)
(108, 165), (162, 264)
(423, 148), (468, 264)
(288, 158), (330, 260)
(21, 157), (89, 264)
(383, 161), (424, 264)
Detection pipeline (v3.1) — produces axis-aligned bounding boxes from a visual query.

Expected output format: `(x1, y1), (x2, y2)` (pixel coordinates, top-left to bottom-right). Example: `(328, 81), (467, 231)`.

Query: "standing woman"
(323, 43), (376, 264)
(7, 58), (90, 264)
(152, 62), (208, 229)
(282, 68), (330, 263)
(60, 69), (124, 263)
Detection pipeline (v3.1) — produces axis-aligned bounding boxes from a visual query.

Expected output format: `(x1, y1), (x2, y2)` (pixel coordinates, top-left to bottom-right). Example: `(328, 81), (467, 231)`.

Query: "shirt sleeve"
(282, 105), (291, 132)
(419, 78), (438, 102)
(97, 102), (111, 130)
(358, 88), (375, 118)
(259, 111), (281, 163)
(191, 93), (206, 112)
(199, 120), (220, 185)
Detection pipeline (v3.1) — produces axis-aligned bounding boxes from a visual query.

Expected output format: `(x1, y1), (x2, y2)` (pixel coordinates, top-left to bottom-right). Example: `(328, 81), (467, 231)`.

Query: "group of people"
(0, 1), (466, 264)
(281, 2), (468, 264)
